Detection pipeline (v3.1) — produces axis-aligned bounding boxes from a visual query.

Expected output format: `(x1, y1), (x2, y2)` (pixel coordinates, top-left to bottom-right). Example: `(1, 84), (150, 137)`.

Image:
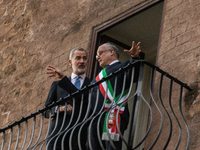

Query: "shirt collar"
(109, 60), (120, 66)
(71, 72), (86, 79)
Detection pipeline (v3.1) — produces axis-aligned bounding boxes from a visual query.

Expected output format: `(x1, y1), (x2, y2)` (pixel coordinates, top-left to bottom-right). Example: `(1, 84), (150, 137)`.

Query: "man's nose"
(96, 55), (100, 60)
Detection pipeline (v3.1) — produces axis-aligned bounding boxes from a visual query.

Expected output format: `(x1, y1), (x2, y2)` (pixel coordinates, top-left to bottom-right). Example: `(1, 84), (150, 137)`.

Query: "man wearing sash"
(89, 41), (141, 150)
(47, 41), (141, 150)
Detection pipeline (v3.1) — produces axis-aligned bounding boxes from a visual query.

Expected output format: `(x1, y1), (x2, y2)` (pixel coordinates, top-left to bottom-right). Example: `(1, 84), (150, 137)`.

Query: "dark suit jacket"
(90, 60), (135, 129)
(44, 76), (91, 150)
(44, 77), (91, 115)
(86, 58), (140, 150)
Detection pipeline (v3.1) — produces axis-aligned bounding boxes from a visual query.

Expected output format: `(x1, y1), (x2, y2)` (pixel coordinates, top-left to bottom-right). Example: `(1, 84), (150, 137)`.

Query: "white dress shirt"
(71, 72), (86, 88)
(109, 60), (120, 66)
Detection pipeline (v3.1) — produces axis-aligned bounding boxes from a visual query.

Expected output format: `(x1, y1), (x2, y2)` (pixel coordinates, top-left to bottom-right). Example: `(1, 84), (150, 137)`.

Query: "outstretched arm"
(46, 65), (64, 79)
(124, 41), (141, 58)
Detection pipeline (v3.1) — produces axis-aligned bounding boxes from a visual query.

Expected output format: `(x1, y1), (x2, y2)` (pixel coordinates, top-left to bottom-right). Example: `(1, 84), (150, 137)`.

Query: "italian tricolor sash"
(96, 68), (129, 141)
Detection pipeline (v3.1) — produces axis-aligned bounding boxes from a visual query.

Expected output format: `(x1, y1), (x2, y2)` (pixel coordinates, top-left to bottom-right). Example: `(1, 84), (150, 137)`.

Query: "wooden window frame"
(86, 0), (165, 79)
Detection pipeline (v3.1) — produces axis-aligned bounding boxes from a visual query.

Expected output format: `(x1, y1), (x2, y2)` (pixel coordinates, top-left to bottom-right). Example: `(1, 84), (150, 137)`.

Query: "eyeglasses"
(96, 49), (111, 57)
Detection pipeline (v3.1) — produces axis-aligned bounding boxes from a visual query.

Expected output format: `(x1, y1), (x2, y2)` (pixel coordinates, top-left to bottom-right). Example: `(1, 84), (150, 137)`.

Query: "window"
(87, 0), (164, 149)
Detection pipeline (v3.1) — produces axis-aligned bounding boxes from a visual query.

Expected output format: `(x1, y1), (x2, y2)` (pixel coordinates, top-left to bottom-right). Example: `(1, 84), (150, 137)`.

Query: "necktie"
(74, 76), (80, 90)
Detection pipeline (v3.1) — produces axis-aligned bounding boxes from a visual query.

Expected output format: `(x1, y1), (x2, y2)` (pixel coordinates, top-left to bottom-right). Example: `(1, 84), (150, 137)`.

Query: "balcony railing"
(0, 60), (192, 150)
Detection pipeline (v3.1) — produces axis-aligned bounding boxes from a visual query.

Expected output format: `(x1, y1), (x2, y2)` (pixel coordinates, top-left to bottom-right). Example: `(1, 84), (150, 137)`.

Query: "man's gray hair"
(69, 47), (87, 60)
(101, 43), (119, 59)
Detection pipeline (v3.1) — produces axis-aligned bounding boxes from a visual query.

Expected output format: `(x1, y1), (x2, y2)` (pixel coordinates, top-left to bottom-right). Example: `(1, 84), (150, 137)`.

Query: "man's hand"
(66, 105), (73, 115)
(59, 105), (73, 115)
(124, 41), (141, 58)
(46, 65), (64, 79)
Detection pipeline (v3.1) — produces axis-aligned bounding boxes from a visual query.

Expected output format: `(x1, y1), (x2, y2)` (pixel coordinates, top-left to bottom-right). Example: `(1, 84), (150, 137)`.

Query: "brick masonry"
(0, 0), (200, 149)
(154, 0), (200, 149)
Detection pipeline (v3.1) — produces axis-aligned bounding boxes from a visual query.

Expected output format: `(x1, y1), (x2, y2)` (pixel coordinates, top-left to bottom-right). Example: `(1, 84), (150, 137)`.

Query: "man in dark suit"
(87, 41), (141, 150)
(48, 41), (141, 150)
(43, 47), (92, 150)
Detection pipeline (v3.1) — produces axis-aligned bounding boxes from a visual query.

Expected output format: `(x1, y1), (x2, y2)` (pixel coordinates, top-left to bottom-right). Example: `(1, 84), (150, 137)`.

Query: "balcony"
(0, 60), (192, 150)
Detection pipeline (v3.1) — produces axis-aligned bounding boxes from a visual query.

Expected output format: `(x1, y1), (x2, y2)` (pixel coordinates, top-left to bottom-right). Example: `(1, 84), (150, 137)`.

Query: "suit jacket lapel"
(58, 76), (91, 92)
(58, 76), (76, 93)
(105, 62), (121, 73)
(81, 77), (91, 88)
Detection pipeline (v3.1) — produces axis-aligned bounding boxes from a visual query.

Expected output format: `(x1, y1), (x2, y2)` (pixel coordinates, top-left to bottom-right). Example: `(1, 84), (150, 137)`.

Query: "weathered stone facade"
(0, 0), (200, 149)
(0, 0), (145, 126)
(151, 0), (200, 149)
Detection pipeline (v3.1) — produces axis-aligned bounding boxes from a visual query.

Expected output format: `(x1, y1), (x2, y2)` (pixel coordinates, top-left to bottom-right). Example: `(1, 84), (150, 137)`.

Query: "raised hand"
(124, 41), (141, 58)
(46, 65), (64, 79)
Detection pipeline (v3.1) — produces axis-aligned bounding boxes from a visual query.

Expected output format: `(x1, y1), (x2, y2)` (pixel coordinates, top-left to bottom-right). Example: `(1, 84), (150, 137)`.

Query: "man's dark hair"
(69, 47), (87, 59)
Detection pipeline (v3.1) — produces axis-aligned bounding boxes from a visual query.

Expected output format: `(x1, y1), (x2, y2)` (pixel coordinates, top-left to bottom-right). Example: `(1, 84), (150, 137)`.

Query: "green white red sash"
(96, 68), (129, 141)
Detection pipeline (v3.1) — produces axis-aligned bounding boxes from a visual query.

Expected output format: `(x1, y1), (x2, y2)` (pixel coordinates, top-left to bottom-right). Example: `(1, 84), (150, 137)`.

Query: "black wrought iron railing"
(0, 60), (192, 150)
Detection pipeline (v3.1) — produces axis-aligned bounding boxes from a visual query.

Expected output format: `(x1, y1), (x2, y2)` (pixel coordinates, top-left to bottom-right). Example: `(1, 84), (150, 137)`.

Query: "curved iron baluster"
(26, 116), (36, 149)
(129, 62), (145, 149)
(77, 88), (97, 150)
(88, 82), (109, 150)
(42, 101), (68, 149)
(8, 127), (13, 150)
(36, 111), (52, 149)
(29, 114), (44, 149)
(168, 79), (182, 150)
(60, 98), (77, 149)
(95, 83), (110, 150)
(69, 87), (95, 150)
(87, 117), (99, 150)
(119, 62), (151, 149)
(46, 101), (68, 149)
(179, 85), (190, 150)
(21, 120), (28, 150)
(1, 131), (5, 150)
(14, 123), (21, 150)
(132, 94), (153, 150)
(97, 111), (107, 150)
(40, 111), (58, 150)
(69, 94), (85, 150)
(40, 109), (61, 149)
(158, 75), (172, 149)
(148, 68), (164, 150)
(115, 66), (136, 149)
(77, 88), (92, 150)
(130, 64), (153, 149)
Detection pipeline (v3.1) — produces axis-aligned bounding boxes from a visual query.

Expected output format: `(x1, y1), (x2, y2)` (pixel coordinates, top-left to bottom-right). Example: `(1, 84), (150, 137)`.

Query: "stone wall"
(0, 0), (145, 127)
(0, 0), (200, 149)
(151, 0), (200, 149)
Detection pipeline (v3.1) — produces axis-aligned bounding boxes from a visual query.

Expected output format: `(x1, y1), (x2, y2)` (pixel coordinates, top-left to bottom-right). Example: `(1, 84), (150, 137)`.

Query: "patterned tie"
(74, 76), (80, 90)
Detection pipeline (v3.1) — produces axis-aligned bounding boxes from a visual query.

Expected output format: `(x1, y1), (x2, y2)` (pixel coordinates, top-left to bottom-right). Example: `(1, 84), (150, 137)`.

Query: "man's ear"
(110, 49), (115, 56)
(68, 60), (72, 66)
